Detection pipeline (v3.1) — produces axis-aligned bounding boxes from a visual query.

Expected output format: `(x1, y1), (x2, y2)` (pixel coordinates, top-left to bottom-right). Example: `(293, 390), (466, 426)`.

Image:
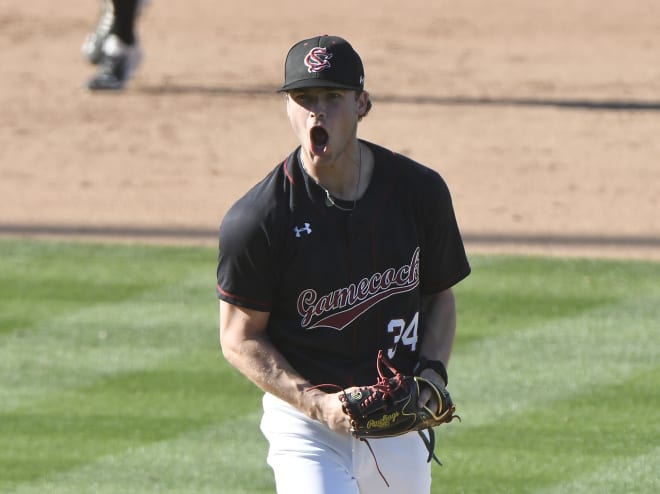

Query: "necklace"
(300, 145), (363, 212)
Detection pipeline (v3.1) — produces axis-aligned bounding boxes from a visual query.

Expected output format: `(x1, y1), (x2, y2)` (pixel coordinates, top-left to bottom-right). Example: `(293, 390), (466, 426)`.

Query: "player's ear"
(357, 90), (371, 120)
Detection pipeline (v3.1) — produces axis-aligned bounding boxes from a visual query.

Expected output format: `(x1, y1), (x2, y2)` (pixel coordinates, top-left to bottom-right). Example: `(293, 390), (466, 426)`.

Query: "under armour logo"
(304, 47), (333, 73)
(293, 223), (312, 237)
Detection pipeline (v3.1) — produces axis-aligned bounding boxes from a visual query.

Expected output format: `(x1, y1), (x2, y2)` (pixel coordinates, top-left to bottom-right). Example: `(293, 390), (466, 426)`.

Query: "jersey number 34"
(387, 312), (419, 359)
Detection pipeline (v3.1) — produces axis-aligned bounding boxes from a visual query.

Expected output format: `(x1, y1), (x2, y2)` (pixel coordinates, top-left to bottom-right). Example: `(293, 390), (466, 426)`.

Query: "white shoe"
(86, 35), (143, 91)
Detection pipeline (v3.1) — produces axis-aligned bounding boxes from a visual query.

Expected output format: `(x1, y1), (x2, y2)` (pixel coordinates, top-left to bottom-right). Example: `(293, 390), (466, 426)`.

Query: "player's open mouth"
(310, 126), (329, 155)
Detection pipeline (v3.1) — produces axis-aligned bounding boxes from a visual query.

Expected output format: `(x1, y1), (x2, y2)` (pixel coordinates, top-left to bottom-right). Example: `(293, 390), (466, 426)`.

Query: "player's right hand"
(304, 387), (352, 434)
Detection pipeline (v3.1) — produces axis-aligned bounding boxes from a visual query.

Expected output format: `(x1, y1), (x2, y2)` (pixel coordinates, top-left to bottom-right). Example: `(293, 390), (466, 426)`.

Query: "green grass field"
(1, 238), (658, 493)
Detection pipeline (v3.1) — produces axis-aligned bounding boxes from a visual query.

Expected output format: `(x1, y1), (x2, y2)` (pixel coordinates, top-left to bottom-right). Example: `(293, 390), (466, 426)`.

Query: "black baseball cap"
(280, 35), (365, 92)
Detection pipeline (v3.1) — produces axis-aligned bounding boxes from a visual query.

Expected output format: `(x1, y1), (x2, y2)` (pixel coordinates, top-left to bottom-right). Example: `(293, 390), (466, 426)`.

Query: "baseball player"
(217, 35), (471, 494)
(82, 0), (147, 90)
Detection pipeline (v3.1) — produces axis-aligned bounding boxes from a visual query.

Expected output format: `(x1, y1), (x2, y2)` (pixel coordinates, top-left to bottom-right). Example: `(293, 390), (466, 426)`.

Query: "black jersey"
(217, 141), (470, 388)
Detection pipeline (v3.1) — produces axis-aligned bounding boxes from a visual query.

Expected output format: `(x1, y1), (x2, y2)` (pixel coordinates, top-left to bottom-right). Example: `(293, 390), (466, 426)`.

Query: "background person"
(82, 0), (147, 90)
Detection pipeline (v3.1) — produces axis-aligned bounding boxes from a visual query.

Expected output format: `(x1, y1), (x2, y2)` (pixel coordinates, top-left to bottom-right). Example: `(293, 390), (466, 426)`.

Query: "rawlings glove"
(339, 350), (460, 464)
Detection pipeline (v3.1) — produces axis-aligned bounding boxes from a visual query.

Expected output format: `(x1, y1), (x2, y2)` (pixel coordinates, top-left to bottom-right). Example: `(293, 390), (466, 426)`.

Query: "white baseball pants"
(260, 393), (432, 494)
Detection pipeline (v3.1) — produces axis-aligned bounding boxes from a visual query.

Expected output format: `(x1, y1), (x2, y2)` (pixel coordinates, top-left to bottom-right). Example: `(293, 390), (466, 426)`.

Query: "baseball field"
(1, 0), (659, 493)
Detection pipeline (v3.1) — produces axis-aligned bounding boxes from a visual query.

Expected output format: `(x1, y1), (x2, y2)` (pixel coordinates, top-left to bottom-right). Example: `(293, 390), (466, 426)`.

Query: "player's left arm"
(416, 288), (456, 406)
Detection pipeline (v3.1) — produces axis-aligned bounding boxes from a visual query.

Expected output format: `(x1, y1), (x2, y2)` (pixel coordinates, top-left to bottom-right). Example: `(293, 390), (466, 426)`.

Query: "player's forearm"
(222, 333), (348, 431)
(219, 301), (348, 430)
(221, 329), (314, 411)
(419, 288), (457, 367)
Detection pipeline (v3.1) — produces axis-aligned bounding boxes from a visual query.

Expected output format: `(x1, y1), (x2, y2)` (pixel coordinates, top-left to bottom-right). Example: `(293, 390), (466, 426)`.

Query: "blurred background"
(1, 0), (659, 258)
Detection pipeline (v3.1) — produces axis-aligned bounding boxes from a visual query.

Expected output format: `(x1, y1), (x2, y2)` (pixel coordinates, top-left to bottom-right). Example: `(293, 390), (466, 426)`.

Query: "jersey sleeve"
(216, 197), (277, 312)
(417, 170), (471, 294)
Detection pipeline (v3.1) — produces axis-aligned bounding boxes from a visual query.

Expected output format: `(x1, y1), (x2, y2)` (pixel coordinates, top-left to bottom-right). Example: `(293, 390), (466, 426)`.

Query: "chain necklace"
(300, 145), (363, 212)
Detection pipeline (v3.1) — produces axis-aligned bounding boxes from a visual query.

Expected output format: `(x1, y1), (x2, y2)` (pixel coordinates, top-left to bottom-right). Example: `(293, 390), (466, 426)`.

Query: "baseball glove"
(339, 350), (460, 464)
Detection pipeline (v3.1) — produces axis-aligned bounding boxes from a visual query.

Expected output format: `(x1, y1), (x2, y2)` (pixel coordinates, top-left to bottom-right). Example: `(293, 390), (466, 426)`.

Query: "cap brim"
(279, 79), (362, 92)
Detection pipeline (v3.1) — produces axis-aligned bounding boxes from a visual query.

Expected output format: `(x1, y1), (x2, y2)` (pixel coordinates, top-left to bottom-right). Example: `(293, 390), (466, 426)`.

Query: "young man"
(81, 0), (146, 90)
(217, 35), (471, 494)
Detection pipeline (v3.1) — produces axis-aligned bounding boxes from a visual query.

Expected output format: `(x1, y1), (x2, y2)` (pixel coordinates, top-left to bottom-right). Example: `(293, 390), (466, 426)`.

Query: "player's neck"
(300, 142), (372, 201)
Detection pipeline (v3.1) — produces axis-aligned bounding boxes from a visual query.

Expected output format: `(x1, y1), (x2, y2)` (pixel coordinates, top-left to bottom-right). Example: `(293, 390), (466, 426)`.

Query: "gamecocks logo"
(304, 47), (333, 73)
(297, 247), (421, 331)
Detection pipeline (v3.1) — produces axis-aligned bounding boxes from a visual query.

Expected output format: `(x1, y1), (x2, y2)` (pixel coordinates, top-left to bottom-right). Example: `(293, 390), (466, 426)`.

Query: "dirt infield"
(2, 0), (659, 260)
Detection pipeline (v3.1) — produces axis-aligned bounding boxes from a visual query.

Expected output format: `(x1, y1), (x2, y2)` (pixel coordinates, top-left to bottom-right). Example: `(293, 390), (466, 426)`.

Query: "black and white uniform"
(217, 140), (470, 494)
